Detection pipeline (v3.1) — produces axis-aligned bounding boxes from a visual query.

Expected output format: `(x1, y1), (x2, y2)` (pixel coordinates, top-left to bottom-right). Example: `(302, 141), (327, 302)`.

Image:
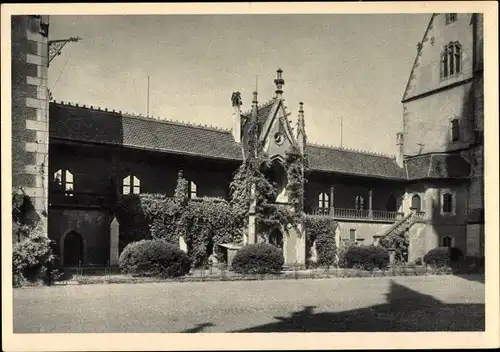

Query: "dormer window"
(441, 42), (462, 79)
(53, 169), (74, 196)
(123, 175), (140, 195)
(451, 119), (460, 141)
(445, 13), (457, 25)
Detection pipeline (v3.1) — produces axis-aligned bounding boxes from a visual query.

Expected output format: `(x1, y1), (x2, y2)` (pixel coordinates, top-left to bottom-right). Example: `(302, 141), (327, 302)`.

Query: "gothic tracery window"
(441, 42), (462, 79)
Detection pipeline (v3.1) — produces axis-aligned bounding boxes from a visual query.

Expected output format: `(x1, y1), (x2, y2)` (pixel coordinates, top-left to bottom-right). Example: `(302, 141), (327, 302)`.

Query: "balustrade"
(311, 207), (405, 222)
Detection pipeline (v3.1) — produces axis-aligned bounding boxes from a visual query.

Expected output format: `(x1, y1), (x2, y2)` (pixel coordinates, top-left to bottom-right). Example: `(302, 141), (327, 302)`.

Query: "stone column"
(247, 183), (257, 244)
(109, 217), (120, 266)
(368, 189), (373, 218)
(329, 185), (335, 216)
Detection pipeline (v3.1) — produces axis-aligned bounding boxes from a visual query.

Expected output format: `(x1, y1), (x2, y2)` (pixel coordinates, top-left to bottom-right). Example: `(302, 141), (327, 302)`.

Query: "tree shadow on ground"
(181, 322), (215, 333)
(231, 280), (484, 332)
(454, 273), (485, 284)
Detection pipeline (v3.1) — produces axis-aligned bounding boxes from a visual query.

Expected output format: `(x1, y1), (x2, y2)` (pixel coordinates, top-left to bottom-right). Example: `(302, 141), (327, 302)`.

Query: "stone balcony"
(310, 207), (405, 222)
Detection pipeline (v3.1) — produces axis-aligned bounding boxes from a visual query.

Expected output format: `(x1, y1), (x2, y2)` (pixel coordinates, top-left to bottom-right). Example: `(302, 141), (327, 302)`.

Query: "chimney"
(274, 68), (285, 99)
(396, 132), (404, 167)
(231, 91), (243, 143)
(296, 102), (307, 152)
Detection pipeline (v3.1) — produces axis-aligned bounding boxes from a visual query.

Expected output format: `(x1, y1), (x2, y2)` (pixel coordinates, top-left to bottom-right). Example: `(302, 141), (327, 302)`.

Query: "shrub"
(415, 257), (423, 265)
(304, 215), (337, 266)
(119, 239), (191, 278)
(423, 246), (463, 268)
(13, 227), (59, 287)
(231, 243), (284, 274)
(336, 239), (357, 268)
(345, 245), (390, 271)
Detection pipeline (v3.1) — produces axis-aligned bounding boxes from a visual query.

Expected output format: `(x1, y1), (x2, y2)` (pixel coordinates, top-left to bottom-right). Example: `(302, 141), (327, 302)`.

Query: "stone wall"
(11, 15), (50, 237)
(48, 208), (112, 265)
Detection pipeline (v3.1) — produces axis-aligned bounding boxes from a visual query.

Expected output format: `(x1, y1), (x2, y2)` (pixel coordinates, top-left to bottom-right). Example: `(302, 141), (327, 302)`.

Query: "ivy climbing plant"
(229, 115), (308, 241)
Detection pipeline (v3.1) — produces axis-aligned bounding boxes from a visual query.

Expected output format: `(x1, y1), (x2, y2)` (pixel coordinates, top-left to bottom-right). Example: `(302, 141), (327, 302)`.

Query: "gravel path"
(13, 275), (485, 333)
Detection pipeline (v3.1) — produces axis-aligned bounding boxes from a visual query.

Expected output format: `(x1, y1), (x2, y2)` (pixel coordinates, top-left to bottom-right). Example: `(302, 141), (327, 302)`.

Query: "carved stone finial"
(231, 91), (242, 107)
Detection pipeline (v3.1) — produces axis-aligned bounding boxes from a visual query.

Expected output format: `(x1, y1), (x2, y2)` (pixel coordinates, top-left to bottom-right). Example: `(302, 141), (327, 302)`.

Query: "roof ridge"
(241, 98), (275, 116)
(50, 100), (231, 133)
(307, 142), (395, 158)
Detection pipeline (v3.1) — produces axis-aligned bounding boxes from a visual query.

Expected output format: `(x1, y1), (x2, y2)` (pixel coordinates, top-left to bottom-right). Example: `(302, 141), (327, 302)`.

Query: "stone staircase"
(379, 210), (425, 241)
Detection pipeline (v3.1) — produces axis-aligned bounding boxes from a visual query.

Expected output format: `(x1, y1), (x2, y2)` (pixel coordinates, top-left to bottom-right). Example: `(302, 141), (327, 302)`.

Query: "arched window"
(355, 196), (365, 210)
(54, 169), (74, 196)
(441, 42), (462, 79)
(318, 192), (329, 210)
(410, 194), (421, 211)
(123, 175), (140, 195)
(189, 181), (198, 199)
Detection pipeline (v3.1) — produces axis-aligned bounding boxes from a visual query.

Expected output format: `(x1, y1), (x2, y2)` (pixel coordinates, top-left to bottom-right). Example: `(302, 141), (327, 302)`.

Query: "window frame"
(318, 192), (330, 210)
(441, 42), (462, 80)
(451, 119), (460, 142)
(445, 13), (457, 25)
(349, 229), (357, 241)
(354, 195), (365, 210)
(122, 174), (140, 195)
(189, 180), (198, 199)
(440, 191), (456, 216)
(53, 169), (74, 196)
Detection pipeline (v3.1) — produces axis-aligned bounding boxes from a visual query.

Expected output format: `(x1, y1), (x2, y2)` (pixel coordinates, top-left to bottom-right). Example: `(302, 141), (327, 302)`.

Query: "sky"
(48, 14), (431, 156)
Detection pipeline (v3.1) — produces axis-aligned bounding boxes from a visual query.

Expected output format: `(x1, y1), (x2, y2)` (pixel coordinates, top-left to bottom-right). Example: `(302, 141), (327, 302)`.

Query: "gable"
(402, 13), (474, 102)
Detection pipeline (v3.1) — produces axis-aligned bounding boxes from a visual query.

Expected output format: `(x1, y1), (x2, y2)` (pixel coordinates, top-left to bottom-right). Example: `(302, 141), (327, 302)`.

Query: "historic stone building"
(11, 13), (484, 267)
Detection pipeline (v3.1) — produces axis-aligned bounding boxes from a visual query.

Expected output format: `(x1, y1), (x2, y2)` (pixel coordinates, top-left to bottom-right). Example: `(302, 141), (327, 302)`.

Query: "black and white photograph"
(2, 2), (498, 351)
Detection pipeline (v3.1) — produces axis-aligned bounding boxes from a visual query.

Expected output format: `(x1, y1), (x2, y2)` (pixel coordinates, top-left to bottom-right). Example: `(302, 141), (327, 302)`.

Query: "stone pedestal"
(109, 217), (120, 266)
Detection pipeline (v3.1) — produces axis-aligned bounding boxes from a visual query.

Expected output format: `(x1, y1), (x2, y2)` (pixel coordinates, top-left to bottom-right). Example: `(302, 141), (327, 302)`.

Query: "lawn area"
(13, 274), (484, 333)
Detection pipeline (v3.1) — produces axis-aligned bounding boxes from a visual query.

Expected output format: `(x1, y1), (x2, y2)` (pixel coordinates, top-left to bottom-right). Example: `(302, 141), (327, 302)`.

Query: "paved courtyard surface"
(13, 275), (484, 333)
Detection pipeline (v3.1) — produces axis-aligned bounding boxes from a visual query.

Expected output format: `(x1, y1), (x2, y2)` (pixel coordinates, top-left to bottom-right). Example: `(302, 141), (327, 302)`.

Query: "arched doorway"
(263, 160), (288, 202)
(410, 195), (421, 211)
(386, 195), (397, 212)
(62, 231), (84, 266)
(269, 228), (284, 251)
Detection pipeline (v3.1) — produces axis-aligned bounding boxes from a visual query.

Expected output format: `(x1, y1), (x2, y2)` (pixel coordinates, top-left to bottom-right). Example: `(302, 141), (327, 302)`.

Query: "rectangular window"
(350, 229), (356, 241)
(442, 193), (453, 213)
(445, 13), (457, 25)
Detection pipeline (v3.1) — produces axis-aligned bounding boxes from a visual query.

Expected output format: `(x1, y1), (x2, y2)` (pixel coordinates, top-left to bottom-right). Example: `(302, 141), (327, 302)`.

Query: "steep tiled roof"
(305, 144), (406, 180)
(405, 152), (471, 180)
(51, 101), (471, 182)
(49, 102), (243, 161)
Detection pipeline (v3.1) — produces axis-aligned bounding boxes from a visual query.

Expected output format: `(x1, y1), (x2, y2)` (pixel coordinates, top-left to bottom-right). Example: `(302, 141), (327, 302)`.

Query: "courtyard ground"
(13, 274), (484, 333)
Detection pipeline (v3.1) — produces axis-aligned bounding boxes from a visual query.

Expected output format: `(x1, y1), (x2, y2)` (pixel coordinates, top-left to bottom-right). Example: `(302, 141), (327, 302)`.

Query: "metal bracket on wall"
(48, 37), (82, 66)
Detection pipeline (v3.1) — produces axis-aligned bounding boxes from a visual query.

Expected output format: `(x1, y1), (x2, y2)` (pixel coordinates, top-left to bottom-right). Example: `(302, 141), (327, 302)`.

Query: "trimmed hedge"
(423, 247), (464, 268)
(344, 245), (390, 270)
(232, 243), (284, 274)
(119, 239), (191, 278)
(304, 215), (337, 266)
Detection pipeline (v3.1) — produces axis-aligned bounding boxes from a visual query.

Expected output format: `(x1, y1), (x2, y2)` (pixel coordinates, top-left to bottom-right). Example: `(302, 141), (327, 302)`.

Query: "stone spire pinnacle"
(274, 68), (285, 98)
